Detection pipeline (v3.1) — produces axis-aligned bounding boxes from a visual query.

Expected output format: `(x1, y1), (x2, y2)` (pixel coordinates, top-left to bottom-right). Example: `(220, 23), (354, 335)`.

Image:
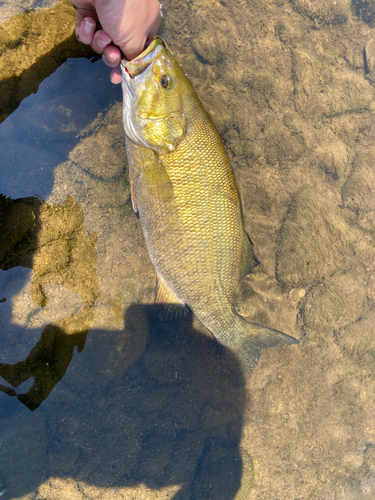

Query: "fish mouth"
(121, 38), (167, 151)
(121, 37), (181, 153)
(121, 37), (166, 80)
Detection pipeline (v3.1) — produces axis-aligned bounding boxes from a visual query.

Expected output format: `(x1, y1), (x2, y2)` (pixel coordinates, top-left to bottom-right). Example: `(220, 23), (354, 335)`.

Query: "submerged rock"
(314, 139), (350, 180)
(290, 0), (350, 25)
(334, 312), (375, 360)
(192, 30), (230, 66)
(263, 121), (305, 165)
(301, 273), (367, 331)
(342, 150), (375, 230)
(352, 0), (375, 26)
(293, 48), (373, 117)
(365, 39), (375, 81)
(275, 19), (297, 47)
(276, 187), (350, 288)
(70, 104), (127, 180)
(321, 74), (374, 118)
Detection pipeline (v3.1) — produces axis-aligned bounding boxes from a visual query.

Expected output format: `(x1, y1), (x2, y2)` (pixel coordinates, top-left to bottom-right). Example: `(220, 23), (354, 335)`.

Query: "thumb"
(118, 5), (161, 60)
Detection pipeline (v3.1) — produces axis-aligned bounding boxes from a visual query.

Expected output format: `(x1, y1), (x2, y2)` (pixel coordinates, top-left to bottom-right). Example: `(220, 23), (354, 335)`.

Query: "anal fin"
(155, 273), (189, 323)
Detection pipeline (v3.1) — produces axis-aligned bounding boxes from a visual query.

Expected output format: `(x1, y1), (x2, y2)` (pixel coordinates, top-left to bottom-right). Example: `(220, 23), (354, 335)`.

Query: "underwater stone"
(342, 150), (375, 230)
(364, 443), (375, 472)
(352, 0), (375, 26)
(292, 48), (333, 95)
(302, 274), (367, 331)
(36, 478), (85, 500)
(335, 313), (375, 365)
(293, 48), (373, 117)
(0, 196), (38, 269)
(192, 31), (229, 65)
(275, 20), (295, 46)
(292, 48), (332, 116)
(263, 122), (305, 165)
(320, 74), (374, 118)
(290, 0), (350, 25)
(365, 39), (375, 81)
(314, 140), (350, 180)
(17, 92), (100, 141)
(71, 131), (126, 178)
(70, 106), (128, 181)
(276, 187), (349, 288)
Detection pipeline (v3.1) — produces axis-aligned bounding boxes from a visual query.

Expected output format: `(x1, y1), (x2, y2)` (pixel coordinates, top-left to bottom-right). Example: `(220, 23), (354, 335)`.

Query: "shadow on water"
(0, 55), (121, 200)
(0, 0), (97, 124)
(0, 33), (97, 124)
(0, 194), (256, 500)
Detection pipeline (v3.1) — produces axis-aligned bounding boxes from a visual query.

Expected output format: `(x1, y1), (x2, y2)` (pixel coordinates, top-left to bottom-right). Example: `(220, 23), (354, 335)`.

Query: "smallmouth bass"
(121, 38), (298, 370)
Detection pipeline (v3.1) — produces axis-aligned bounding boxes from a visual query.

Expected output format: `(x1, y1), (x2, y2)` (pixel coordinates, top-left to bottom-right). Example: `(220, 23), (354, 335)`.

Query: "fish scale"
(121, 37), (298, 370)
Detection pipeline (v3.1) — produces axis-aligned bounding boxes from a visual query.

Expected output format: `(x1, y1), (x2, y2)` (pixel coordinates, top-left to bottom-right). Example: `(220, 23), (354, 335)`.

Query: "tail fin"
(242, 323), (299, 350)
(223, 318), (299, 372)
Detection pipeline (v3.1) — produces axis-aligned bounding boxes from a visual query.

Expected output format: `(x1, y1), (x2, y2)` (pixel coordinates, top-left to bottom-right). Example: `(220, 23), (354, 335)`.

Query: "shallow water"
(2, 0), (375, 498)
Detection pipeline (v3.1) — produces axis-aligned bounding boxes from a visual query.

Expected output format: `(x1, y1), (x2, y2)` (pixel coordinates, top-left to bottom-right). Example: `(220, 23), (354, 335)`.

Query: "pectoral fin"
(155, 273), (189, 323)
(240, 232), (260, 279)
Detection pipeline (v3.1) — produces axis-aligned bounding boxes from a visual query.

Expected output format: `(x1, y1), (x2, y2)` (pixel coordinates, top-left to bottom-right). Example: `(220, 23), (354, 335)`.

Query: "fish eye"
(161, 75), (170, 89)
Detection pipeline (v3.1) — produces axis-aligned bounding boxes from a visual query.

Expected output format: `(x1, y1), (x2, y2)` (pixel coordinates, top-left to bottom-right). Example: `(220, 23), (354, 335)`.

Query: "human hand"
(72, 0), (162, 84)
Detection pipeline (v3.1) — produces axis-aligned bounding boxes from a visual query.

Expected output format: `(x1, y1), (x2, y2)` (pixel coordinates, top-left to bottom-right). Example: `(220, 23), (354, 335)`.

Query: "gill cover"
(121, 37), (187, 154)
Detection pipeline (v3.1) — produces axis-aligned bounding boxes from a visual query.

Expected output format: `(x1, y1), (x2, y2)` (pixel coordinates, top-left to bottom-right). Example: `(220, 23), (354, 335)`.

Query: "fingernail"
(84, 19), (96, 35)
(106, 52), (117, 62)
(97, 37), (108, 49)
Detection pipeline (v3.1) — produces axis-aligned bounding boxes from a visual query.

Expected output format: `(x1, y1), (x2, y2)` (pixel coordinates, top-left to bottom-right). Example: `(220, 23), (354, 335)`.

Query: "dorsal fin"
(154, 273), (189, 323)
(240, 232), (260, 279)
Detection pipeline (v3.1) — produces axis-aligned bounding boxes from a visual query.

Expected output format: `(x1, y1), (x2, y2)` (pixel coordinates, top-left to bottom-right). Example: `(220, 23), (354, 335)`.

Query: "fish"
(121, 37), (298, 370)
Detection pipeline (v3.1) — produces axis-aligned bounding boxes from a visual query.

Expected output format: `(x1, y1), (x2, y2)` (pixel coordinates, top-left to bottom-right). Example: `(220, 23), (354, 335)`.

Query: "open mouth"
(122, 65), (132, 79)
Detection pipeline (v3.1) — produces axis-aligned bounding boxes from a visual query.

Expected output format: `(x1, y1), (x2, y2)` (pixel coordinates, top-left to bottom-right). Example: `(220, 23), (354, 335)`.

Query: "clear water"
(1, 0), (375, 499)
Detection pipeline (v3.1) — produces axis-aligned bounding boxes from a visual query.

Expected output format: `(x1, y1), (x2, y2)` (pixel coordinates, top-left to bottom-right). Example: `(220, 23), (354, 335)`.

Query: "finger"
(77, 17), (97, 45)
(102, 45), (122, 68)
(74, 8), (97, 38)
(92, 30), (112, 54)
(110, 67), (122, 85)
(120, 5), (162, 60)
(74, 11), (84, 39)
(121, 36), (148, 61)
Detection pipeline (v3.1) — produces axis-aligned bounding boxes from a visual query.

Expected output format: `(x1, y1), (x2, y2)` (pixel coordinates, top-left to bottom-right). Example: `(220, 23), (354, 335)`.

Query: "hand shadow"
(0, 193), (98, 413)
(0, 312), (89, 411)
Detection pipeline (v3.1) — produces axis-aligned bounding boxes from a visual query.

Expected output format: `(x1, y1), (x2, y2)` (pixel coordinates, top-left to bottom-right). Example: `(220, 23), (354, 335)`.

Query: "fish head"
(121, 37), (188, 155)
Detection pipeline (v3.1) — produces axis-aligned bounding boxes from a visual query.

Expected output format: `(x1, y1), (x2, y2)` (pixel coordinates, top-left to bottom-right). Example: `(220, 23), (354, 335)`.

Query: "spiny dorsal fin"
(154, 273), (189, 323)
(240, 232), (260, 279)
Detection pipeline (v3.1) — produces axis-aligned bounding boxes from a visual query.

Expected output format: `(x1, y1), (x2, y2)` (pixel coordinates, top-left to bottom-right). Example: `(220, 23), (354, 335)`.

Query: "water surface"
(1, 0), (375, 498)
